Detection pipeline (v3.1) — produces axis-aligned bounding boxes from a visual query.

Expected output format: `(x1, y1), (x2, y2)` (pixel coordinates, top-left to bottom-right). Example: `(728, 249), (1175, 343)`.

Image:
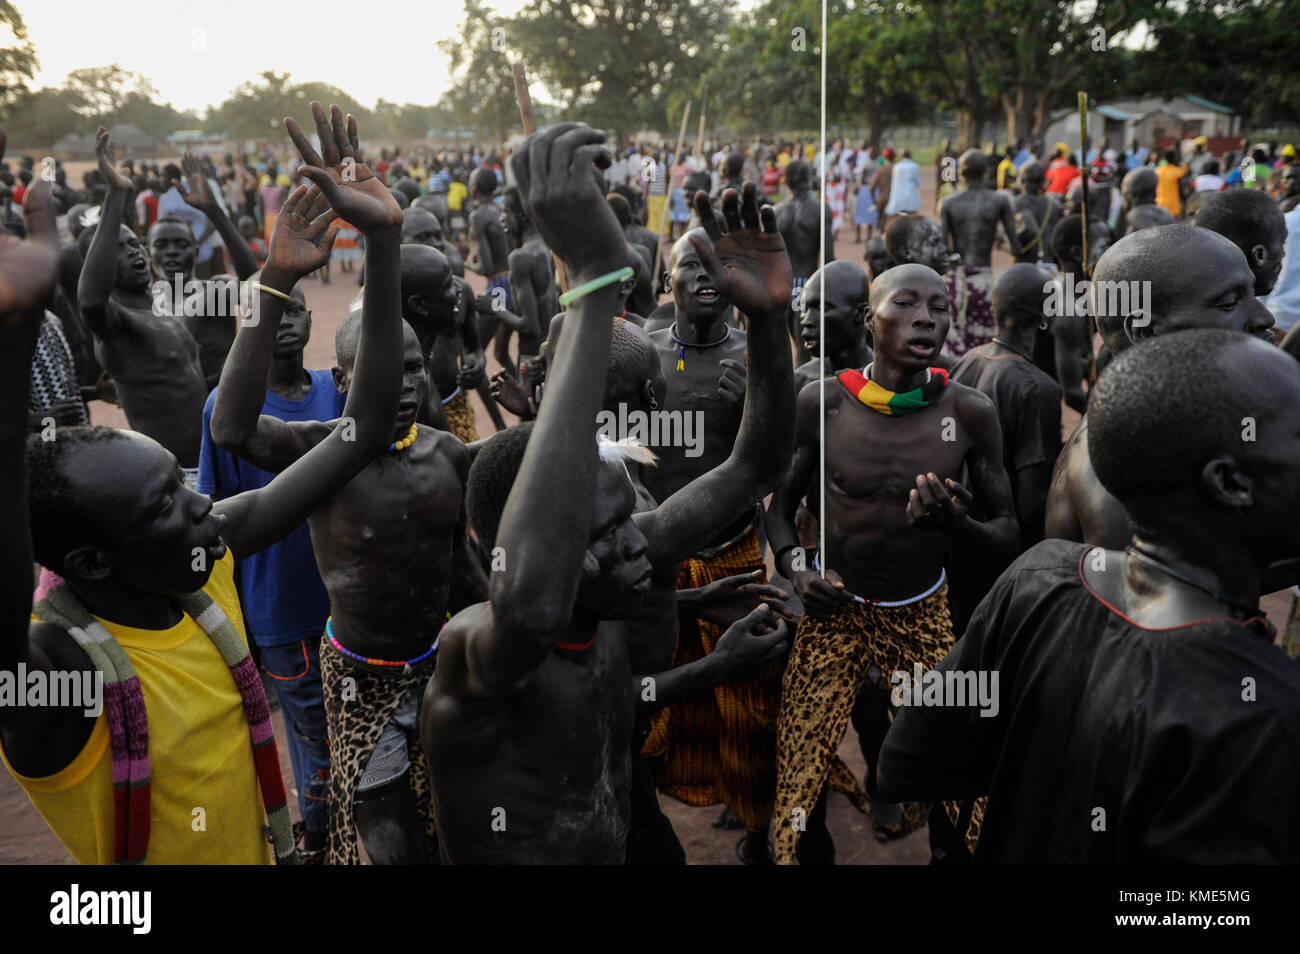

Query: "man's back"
(880, 539), (1300, 863)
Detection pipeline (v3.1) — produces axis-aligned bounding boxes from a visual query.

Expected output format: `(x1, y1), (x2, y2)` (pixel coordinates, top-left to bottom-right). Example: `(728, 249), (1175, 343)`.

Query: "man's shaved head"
(958, 149), (987, 182)
(1121, 167), (1158, 206)
(1195, 189), (1288, 295)
(1089, 329), (1300, 551)
(868, 262), (946, 309)
(1092, 225), (1275, 355)
(401, 207), (443, 247)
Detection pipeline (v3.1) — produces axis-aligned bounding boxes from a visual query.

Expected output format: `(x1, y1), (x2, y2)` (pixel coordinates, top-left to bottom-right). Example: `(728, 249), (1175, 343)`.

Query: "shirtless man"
(148, 154), (259, 390)
(795, 260), (873, 392)
(467, 166), (512, 311)
(419, 122), (675, 863)
(500, 186), (558, 366)
(1038, 214), (1111, 413)
(1117, 167), (1175, 237)
(776, 159), (835, 362)
(880, 330), (1300, 863)
(885, 214), (952, 275)
(1010, 160), (1063, 266)
(401, 205), (465, 276)
(1, 173), (405, 866)
(78, 129), (209, 484)
(640, 187), (790, 859)
(212, 104), (481, 864)
(1045, 225), (1276, 548)
(767, 262), (1017, 864)
(534, 185), (798, 862)
(398, 209), (493, 436)
(939, 150), (1022, 360)
(1195, 189), (1288, 297)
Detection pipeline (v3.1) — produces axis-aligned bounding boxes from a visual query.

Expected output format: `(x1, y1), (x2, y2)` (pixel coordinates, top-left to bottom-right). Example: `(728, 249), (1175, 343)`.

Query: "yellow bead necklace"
(389, 423), (418, 452)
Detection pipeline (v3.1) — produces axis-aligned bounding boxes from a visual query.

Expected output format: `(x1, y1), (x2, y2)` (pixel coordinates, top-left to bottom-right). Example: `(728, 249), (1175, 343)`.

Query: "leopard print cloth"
(773, 585), (983, 864)
(320, 635), (437, 864)
(641, 525), (783, 832)
(443, 390), (479, 444)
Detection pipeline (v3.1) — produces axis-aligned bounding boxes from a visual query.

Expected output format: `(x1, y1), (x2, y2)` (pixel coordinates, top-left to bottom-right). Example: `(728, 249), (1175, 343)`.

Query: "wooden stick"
(1078, 91), (1089, 277)
(695, 82), (707, 160)
(512, 62), (536, 136)
(651, 101), (692, 290)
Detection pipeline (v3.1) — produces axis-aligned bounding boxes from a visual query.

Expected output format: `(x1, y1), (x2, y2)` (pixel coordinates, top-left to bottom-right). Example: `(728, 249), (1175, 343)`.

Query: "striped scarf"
(32, 584), (297, 865)
(838, 365), (948, 415)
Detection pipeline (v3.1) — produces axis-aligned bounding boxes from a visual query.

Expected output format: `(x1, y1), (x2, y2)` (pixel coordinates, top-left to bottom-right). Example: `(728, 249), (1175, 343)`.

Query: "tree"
(0, 1), (36, 109)
(506, 0), (730, 134)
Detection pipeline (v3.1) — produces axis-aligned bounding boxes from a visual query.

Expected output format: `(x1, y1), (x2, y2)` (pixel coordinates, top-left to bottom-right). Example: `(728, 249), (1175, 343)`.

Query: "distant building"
(1043, 95), (1242, 156)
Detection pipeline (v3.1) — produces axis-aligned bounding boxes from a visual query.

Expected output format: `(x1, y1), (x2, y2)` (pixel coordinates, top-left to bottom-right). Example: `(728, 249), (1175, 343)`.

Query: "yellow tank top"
(1, 552), (272, 865)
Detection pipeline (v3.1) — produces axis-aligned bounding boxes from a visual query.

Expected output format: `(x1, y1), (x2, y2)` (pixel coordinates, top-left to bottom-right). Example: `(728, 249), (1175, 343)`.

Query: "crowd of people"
(1, 99), (1298, 866)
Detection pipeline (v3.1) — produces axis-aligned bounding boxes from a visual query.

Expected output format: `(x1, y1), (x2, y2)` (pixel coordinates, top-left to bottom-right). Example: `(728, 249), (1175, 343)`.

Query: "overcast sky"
(17, 0), (534, 113)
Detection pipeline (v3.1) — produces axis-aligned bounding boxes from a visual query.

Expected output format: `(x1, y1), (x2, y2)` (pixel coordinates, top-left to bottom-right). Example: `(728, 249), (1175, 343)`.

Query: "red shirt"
(12, 184), (25, 205)
(1045, 164), (1081, 195)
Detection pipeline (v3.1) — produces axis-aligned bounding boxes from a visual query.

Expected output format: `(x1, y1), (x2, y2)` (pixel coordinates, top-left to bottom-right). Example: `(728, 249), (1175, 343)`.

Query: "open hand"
(94, 127), (132, 193)
(266, 183), (340, 281)
(710, 603), (792, 683)
(690, 181), (793, 320)
(285, 103), (402, 235)
(490, 368), (532, 417)
(508, 123), (626, 283)
(693, 570), (793, 629)
(180, 153), (218, 213)
(906, 472), (972, 533)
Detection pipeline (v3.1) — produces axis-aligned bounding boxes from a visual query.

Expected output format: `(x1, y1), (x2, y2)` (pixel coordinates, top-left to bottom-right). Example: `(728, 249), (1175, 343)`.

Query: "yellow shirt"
(447, 181), (468, 211)
(1156, 163), (1186, 217)
(1, 552), (272, 865)
(997, 158), (1016, 190)
(777, 152), (792, 169)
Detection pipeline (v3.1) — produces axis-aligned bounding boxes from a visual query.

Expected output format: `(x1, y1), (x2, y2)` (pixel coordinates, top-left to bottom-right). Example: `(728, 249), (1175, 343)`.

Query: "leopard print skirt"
(773, 586), (983, 863)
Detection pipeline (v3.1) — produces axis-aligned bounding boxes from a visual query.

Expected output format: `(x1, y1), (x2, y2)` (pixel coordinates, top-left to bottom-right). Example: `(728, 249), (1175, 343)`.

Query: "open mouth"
(694, 284), (719, 303)
(632, 570), (653, 593)
(908, 338), (936, 358)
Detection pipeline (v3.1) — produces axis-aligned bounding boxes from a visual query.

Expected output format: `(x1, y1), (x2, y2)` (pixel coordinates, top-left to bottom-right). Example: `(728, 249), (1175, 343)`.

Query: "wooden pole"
(651, 101), (692, 291)
(512, 62), (536, 136)
(1078, 91), (1089, 277)
(695, 82), (707, 160)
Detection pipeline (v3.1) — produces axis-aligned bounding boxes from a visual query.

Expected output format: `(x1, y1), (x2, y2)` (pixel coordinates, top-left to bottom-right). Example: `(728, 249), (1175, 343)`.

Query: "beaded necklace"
(669, 321), (731, 371)
(390, 422), (418, 452)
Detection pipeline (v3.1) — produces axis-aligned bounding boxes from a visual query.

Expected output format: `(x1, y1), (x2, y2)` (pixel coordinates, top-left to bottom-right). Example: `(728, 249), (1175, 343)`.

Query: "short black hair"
(606, 192), (632, 227)
(1088, 329), (1256, 534)
(469, 167), (498, 197)
(1050, 213), (1086, 265)
(27, 427), (131, 574)
(883, 214), (933, 264)
(467, 421), (535, 558)
(149, 214), (195, 240)
(1195, 188), (1286, 251)
(335, 309), (363, 368)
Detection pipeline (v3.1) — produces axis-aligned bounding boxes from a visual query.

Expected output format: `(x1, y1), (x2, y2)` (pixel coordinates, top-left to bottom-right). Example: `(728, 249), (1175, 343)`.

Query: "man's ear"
(1122, 313), (1154, 346)
(661, 273), (672, 293)
(642, 378), (658, 411)
(1202, 454), (1253, 508)
(405, 293), (429, 320)
(1250, 243), (1267, 268)
(63, 545), (111, 582)
(331, 366), (349, 393)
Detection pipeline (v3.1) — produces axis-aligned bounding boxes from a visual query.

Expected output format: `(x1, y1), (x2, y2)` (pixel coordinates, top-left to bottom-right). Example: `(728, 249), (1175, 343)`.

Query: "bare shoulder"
(431, 427), (472, 480)
(949, 379), (999, 430)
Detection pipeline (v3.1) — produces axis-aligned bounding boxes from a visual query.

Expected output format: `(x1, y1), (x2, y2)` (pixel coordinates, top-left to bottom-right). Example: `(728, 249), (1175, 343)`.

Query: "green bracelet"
(558, 267), (635, 307)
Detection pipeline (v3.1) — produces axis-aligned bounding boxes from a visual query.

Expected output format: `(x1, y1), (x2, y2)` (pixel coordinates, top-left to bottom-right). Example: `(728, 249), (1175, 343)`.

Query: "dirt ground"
(3, 174), (1294, 865)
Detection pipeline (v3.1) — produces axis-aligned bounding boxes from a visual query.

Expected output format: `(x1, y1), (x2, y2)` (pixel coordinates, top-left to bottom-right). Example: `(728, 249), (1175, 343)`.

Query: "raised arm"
(181, 153), (258, 280)
(216, 104), (405, 558)
(210, 183), (339, 470)
(0, 181), (64, 720)
(76, 128), (130, 338)
(459, 123), (630, 697)
(640, 184), (796, 566)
